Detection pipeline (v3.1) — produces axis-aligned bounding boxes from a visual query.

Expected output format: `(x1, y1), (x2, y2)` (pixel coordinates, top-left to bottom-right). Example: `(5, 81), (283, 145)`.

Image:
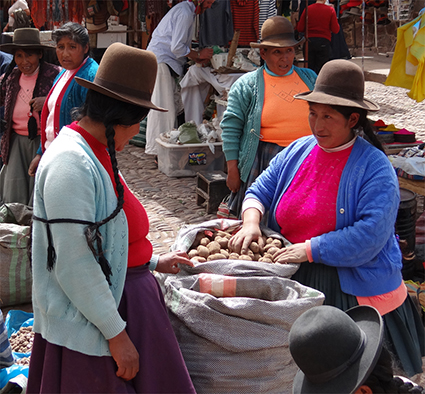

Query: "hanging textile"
(31, 0), (47, 29)
(230, 0), (260, 46)
(385, 13), (425, 102)
(199, 0), (234, 47)
(259, 0), (277, 30)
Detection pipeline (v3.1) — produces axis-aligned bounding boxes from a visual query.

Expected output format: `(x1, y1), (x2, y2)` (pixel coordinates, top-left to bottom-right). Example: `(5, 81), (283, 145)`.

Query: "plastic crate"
(155, 138), (225, 177)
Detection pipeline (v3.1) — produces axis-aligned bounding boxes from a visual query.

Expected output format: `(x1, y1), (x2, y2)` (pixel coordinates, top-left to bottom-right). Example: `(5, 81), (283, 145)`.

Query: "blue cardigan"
(246, 135), (403, 297)
(220, 65), (317, 183)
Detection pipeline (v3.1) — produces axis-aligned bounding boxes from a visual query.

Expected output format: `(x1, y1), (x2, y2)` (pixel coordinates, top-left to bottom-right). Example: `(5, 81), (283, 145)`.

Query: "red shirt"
(297, 3), (340, 41)
(69, 121), (153, 267)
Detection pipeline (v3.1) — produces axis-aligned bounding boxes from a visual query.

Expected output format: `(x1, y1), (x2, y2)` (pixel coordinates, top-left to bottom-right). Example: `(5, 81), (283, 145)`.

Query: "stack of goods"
(374, 120), (417, 144)
(375, 119), (395, 144)
(393, 129), (417, 143)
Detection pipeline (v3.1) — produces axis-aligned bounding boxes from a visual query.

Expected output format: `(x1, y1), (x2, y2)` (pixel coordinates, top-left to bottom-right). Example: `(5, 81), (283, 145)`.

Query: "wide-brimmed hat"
(289, 305), (384, 394)
(250, 16), (304, 48)
(294, 59), (379, 111)
(75, 43), (166, 112)
(0, 28), (55, 54)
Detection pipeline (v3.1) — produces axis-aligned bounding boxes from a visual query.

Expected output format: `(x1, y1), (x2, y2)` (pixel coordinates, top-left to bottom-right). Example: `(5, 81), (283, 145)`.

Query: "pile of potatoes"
(9, 325), (34, 354)
(187, 229), (286, 264)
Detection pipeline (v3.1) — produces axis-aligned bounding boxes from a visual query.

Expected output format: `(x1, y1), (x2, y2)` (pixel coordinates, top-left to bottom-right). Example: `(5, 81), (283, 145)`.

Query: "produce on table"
(9, 325), (34, 354)
(188, 229), (286, 263)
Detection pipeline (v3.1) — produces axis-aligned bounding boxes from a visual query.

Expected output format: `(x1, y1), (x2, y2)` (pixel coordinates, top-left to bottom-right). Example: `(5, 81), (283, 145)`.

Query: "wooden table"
(398, 177), (425, 197)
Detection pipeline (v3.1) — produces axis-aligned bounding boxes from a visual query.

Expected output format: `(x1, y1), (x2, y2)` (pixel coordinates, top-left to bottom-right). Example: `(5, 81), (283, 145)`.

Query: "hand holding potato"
(155, 251), (194, 273)
(273, 243), (308, 264)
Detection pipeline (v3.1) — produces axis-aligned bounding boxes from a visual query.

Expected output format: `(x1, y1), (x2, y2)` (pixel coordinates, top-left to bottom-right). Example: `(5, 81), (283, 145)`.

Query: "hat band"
(261, 33), (295, 42)
(314, 83), (364, 101)
(306, 330), (367, 384)
(13, 38), (41, 45)
(94, 76), (152, 102)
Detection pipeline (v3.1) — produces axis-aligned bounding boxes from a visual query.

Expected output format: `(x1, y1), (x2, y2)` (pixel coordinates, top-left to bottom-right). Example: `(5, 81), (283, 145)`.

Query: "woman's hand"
(198, 47), (214, 60)
(228, 208), (263, 254)
(108, 329), (139, 381)
(155, 251), (194, 274)
(29, 96), (46, 113)
(28, 154), (41, 177)
(273, 243), (308, 264)
(226, 160), (241, 193)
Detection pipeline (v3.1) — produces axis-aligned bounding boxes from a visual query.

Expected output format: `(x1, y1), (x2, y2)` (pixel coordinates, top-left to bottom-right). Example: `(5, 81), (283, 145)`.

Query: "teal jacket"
(220, 65), (317, 183)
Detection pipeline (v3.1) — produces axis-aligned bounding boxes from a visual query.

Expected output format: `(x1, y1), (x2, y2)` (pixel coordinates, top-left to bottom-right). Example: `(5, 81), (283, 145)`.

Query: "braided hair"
(75, 89), (149, 284)
(330, 104), (385, 153)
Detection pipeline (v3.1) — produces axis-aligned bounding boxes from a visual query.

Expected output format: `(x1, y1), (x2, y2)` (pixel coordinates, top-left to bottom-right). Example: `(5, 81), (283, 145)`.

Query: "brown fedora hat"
(294, 59), (379, 111)
(250, 16), (304, 48)
(75, 43), (167, 112)
(0, 28), (55, 53)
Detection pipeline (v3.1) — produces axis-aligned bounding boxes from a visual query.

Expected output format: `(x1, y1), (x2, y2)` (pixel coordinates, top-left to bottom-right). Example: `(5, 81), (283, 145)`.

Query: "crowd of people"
(0, 3), (424, 393)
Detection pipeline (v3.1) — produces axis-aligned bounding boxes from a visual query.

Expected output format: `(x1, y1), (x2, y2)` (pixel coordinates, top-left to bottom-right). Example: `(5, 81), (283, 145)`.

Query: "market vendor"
(145, 0), (215, 157)
(228, 59), (425, 377)
(221, 16), (317, 218)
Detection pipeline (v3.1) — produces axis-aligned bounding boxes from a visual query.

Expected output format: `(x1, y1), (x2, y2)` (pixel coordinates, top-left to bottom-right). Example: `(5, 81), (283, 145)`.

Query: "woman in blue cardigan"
(229, 59), (424, 377)
(28, 22), (98, 176)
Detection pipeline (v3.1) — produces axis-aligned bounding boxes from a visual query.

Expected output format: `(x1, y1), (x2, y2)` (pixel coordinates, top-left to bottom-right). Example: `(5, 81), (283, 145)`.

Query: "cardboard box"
(155, 138), (225, 177)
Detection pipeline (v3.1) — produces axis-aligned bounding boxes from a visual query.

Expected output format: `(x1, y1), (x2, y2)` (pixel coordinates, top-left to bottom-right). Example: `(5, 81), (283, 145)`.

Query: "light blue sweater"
(32, 127), (128, 357)
(220, 65), (317, 183)
(246, 135), (403, 297)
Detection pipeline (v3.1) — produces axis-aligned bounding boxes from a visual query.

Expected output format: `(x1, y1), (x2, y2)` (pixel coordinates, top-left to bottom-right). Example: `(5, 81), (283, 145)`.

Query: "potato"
(259, 257), (273, 264)
(197, 245), (210, 258)
(200, 237), (211, 246)
(229, 252), (240, 260)
(253, 253), (262, 261)
(207, 241), (221, 255)
(263, 252), (274, 261)
(207, 253), (226, 261)
(192, 256), (207, 263)
(216, 236), (228, 249)
(188, 249), (198, 258)
(217, 230), (231, 239)
(220, 249), (229, 258)
(264, 245), (279, 256)
(271, 239), (282, 248)
(249, 241), (260, 254)
(266, 237), (274, 244)
(239, 254), (253, 261)
(191, 232), (205, 248)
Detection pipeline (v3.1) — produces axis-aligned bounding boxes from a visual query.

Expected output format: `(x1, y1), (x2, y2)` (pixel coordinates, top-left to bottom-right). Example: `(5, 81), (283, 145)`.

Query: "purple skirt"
(27, 264), (196, 394)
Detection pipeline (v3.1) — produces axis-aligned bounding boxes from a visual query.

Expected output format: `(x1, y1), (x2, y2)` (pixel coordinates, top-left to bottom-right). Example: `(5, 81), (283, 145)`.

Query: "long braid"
(358, 112), (385, 153)
(84, 124), (124, 285)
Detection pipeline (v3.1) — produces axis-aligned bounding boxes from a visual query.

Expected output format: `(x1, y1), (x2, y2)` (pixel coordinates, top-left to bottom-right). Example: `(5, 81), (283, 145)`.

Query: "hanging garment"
(385, 13), (425, 102)
(199, 0), (234, 47)
(259, 0), (277, 31)
(230, 0), (260, 46)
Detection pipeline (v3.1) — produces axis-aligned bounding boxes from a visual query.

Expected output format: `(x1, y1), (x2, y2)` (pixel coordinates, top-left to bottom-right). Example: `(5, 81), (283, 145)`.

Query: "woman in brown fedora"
(0, 27), (60, 206)
(228, 59), (424, 377)
(221, 16), (317, 218)
(27, 43), (195, 393)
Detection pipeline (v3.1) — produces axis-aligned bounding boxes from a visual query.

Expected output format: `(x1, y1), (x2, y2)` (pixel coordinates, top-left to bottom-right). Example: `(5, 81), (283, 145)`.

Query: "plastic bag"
(178, 122), (201, 144)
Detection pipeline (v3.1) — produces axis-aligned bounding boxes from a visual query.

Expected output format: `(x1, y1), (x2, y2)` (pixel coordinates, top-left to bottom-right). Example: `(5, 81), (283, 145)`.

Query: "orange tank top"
(261, 69), (312, 147)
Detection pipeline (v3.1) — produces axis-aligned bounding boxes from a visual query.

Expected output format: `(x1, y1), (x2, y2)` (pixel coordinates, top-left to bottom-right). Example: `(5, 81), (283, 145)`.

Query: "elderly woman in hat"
(0, 28), (60, 206)
(220, 16), (317, 218)
(27, 43), (195, 393)
(228, 59), (425, 377)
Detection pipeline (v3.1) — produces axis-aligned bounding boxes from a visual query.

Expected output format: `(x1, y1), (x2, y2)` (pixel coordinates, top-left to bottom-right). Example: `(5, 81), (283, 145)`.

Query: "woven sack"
(164, 219), (325, 393)
(0, 203), (32, 307)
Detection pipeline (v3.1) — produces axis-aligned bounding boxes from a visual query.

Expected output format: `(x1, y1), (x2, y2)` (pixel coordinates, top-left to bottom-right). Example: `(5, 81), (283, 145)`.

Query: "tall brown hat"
(250, 16), (304, 48)
(294, 59), (379, 111)
(0, 28), (55, 53)
(75, 42), (166, 112)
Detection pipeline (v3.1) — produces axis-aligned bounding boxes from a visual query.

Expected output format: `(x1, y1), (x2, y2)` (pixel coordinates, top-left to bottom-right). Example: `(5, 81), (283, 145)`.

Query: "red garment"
(230, 0), (259, 46)
(297, 3), (340, 41)
(69, 121), (153, 268)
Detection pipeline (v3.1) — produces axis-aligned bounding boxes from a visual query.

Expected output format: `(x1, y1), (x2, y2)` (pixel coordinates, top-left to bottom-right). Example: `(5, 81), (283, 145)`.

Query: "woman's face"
(14, 49), (41, 75)
(308, 103), (359, 149)
(114, 122), (142, 152)
(260, 46), (295, 75)
(56, 36), (88, 70)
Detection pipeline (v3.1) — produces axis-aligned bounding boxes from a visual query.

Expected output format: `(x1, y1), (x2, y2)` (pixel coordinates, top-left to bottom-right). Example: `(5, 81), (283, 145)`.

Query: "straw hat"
(294, 59), (379, 111)
(0, 28), (55, 54)
(250, 16), (304, 48)
(75, 43), (166, 112)
(289, 305), (384, 394)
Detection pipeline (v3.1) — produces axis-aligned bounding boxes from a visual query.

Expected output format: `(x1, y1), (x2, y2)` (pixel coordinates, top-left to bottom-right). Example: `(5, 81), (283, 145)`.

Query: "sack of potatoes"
(187, 228), (286, 264)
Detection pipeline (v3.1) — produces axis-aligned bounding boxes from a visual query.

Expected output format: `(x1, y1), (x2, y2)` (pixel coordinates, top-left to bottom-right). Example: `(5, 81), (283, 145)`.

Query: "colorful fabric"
(230, 0), (260, 46)
(385, 13), (425, 102)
